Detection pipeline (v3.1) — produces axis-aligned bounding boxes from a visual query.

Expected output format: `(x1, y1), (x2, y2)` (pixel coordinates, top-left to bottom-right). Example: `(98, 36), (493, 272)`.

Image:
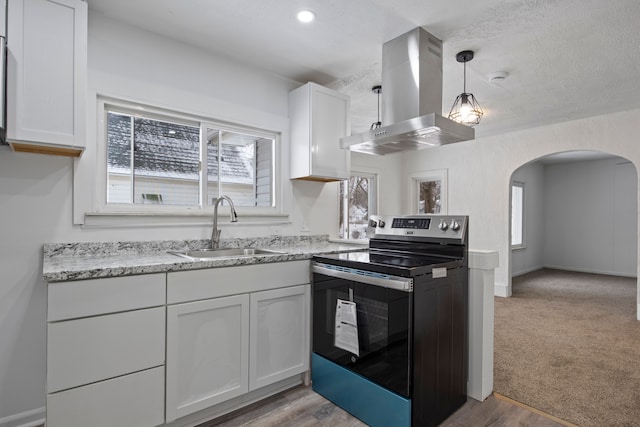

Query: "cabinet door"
(310, 85), (350, 180)
(166, 294), (250, 422)
(7, 0), (87, 155)
(289, 82), (350, 181)
(249, 285), (310, 390)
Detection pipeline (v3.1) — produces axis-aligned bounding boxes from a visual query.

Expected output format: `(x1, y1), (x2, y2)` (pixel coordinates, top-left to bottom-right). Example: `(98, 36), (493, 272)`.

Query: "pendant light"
(370, 85), (382, 129)
(448, 50), (483, 126)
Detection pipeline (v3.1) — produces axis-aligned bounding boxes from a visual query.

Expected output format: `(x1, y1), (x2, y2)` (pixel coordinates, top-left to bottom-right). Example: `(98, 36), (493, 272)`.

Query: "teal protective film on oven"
(311, 353), (411, 427)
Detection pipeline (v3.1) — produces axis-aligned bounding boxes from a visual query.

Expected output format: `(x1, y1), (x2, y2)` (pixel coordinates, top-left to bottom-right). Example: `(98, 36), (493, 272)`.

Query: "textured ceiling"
(87, 0), (640, 140)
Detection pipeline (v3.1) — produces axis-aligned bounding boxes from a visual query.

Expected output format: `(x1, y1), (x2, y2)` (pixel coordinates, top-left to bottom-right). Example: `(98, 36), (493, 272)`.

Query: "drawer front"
(46, 366), (165, 427)
(48, 273), (166, 321)
(47, 307), (165, 393)
(167, 260), (310, 303)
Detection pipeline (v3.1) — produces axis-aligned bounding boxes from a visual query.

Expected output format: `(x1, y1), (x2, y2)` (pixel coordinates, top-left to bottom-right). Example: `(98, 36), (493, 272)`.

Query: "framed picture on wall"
(409, 169), (447, 214)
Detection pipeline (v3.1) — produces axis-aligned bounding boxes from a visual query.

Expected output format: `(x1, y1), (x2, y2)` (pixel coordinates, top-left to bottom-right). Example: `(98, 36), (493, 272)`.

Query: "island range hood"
(340, 27), (475, 155)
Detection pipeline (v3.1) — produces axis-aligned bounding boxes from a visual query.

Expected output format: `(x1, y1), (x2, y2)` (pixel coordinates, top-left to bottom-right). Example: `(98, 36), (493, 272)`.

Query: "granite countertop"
(43, 235), (367, 283)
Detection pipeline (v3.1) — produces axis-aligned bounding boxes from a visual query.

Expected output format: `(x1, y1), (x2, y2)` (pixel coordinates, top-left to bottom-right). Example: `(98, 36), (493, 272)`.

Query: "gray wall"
(543, 158), (637, 276)
(511, 157), (638, 277)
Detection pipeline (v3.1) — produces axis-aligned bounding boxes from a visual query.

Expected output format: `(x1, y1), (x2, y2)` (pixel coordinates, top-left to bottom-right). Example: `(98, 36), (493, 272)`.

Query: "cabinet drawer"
(48, 273), (166, 321)
(46, 366), (165, 427)
(167, 260), (310, 303)
(47, 307), (165, 393)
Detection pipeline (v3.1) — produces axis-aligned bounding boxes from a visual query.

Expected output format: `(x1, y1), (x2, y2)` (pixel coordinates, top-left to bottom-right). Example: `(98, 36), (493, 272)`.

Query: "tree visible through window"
(418, 180), (441, 213)
(339, 174), (376, 240)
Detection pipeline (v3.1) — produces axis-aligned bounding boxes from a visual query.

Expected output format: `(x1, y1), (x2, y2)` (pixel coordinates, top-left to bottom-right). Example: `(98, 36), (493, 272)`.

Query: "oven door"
(311, 262), (413, 397)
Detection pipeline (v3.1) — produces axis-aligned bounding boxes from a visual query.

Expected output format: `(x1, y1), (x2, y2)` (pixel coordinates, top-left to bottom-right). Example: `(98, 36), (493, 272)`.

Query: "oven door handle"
(311, 262), (413, 292)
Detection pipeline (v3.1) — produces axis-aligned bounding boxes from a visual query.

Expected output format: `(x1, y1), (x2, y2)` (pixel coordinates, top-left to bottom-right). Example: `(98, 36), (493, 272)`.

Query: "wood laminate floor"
(198, 386), (571, 427)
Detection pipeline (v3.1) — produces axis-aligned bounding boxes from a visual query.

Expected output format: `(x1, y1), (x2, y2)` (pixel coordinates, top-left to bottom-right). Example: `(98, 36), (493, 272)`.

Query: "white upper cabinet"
(6, 0), (87, 157)
(289, 82), (350, 182)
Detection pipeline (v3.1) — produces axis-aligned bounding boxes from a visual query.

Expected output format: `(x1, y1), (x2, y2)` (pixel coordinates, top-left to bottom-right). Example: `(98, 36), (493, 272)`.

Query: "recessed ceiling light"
(297, 10), (316, 23)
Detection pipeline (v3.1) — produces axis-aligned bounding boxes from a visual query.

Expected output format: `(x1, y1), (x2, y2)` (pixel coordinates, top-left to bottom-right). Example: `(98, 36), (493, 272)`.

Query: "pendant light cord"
(463, 60), (467, 93)
(371, 85), (382, 129)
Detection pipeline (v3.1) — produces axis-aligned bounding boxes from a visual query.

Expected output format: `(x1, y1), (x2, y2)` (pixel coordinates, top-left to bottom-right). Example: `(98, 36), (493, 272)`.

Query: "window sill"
(511, 244), (527, 251)
(82, 211), (290, 229)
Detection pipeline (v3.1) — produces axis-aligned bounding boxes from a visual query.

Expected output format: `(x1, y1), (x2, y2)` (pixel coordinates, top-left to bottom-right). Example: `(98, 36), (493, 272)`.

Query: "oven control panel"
(369, 214), (468, 241)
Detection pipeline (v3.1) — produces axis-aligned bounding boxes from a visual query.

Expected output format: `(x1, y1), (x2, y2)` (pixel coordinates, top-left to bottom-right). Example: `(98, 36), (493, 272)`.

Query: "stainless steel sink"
(168, 247), (285, 261)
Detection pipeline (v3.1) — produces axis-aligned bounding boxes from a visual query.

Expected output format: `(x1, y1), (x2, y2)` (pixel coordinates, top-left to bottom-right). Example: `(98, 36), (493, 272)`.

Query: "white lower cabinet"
(46, 274), (166, 427)
(249, 285), (309, 390)
(165, 294), (250, 422)
(165, 261), (311, 422)
(45, 261), (311, 426)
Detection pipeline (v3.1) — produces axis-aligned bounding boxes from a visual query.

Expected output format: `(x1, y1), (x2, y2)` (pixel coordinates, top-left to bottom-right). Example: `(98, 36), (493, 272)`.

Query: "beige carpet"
(494, 268), (640, 427)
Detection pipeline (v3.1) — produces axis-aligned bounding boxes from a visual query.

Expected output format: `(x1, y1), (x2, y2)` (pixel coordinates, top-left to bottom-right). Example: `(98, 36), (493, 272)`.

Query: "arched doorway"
(504, 149), (639, 316)
(496, 149), (639, 425)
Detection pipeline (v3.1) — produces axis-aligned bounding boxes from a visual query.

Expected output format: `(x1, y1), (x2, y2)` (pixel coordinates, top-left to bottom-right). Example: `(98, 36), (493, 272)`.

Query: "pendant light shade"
(448, 50), (483, 127)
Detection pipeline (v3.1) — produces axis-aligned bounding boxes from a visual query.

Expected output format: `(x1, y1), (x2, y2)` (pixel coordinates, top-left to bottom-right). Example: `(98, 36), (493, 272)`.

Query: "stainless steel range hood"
(340, 28), (474, 155)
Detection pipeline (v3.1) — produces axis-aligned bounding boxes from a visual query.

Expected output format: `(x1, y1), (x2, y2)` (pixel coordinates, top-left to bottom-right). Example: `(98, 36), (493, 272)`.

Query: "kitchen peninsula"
(41, 234), (496, 427)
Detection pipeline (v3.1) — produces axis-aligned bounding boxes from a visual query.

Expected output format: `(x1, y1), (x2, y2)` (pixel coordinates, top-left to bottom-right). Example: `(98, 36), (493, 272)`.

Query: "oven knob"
(378, 220), (386, 228)
(450, 220), (460, 231)
(438, 220), (448, 231)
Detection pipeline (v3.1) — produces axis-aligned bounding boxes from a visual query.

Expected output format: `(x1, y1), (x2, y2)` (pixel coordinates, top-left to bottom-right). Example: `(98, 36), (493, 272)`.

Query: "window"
(418, 180), (442, 214)
(410, 169), (448, 214)
(511, 182), (524, 247)
(339, 173), (377, 240)
(103, 101), (276, 211)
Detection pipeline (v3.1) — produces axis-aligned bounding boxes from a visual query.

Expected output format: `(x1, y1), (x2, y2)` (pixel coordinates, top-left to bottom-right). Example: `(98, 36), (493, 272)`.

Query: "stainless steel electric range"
(311, 214), (468, 427)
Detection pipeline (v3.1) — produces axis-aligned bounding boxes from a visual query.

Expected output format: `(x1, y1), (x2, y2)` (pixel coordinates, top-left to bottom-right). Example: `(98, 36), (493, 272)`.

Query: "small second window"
(339, 174), (377, 240)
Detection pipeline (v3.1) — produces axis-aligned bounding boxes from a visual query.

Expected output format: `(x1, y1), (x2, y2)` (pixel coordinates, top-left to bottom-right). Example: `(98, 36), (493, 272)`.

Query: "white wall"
(543, 158), (637, 276)
(0, 152), (71, 425)
(0, 13), (362, 424)
(399, 109), (640, 298)
(511, 162), (545, 276)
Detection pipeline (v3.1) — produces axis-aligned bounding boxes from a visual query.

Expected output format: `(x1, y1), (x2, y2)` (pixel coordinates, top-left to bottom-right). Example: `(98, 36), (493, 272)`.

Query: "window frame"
(93, 97), (281, 218)
(409, 169), (448, 214)
(511, 181), (525, 249)
(338, 171), (378, 240)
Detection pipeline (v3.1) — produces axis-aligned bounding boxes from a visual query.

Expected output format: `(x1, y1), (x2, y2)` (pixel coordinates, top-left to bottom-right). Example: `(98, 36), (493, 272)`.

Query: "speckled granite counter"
(43, 235), (367, 282)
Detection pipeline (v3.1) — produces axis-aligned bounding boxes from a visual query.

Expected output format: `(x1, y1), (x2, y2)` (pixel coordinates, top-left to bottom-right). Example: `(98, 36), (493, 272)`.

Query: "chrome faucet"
(211, 195), (238, 249)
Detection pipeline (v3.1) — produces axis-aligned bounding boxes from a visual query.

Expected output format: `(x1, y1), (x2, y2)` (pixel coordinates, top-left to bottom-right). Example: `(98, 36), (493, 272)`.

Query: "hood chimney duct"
(340, 27), (474, 155)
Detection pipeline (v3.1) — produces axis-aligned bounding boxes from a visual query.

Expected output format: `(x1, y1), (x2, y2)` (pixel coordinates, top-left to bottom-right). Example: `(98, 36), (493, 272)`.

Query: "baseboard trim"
(512, 265), (544, 277)
(0, 407), (45, 427)
(494, 282), (511, 297)
(493, 393), (579, 427)
(542, 264), (637, 278)
(165, 375), (303, 427)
